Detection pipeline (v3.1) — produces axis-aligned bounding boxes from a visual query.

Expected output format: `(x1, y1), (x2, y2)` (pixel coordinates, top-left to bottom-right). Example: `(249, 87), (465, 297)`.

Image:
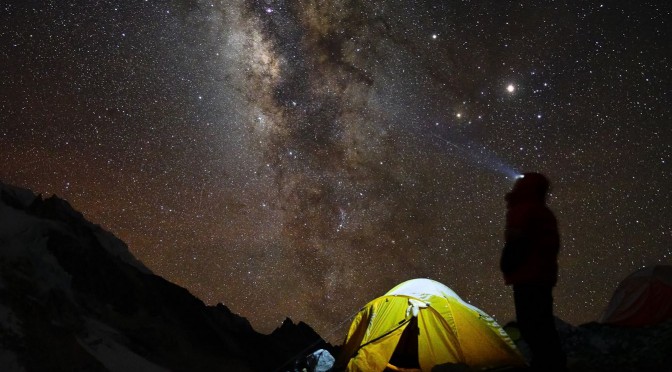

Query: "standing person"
(500, 172), (567, 371)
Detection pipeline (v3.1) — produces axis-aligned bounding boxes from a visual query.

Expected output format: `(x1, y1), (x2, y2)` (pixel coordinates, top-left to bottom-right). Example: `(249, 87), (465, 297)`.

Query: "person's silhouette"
(500, 173), (566, 371)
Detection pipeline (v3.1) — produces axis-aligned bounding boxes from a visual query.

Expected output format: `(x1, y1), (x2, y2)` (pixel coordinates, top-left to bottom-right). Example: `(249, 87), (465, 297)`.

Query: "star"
(1, 0), (668, 343)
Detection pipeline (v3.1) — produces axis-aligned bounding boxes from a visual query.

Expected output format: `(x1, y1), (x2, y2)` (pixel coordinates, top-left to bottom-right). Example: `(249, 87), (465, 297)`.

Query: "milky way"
(1, 0), (670, 340)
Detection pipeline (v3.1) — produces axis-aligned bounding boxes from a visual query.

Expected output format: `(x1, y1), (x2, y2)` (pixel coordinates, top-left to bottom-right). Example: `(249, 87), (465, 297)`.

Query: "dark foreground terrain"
(1, 181), (669, 372)
(0, 182), (331, 371)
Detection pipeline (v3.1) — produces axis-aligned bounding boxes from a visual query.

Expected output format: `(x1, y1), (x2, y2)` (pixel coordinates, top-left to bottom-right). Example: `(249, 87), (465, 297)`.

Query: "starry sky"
(1, 0), (670, 340)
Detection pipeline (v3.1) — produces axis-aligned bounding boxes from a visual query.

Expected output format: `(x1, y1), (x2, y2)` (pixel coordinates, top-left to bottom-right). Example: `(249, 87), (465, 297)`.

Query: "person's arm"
(500, 208), (531, 274)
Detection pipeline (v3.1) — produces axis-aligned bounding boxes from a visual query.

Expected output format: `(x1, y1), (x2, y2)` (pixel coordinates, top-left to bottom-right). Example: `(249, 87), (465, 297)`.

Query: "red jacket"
(501, 201), (560, 286)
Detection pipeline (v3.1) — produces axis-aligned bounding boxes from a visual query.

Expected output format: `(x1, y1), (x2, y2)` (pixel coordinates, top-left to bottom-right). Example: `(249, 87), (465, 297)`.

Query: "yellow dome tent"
(338, 278), (526, 371)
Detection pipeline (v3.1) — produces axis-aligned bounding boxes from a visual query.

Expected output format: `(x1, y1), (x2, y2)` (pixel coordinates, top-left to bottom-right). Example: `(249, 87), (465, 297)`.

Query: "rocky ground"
(505, 318), (672, 372)
(0, 181), (330, 372)
(1, 181), (669, 372)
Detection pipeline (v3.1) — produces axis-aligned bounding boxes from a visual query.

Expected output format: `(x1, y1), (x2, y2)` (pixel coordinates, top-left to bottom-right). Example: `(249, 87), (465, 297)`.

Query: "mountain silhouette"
(0, 181), (330, 372)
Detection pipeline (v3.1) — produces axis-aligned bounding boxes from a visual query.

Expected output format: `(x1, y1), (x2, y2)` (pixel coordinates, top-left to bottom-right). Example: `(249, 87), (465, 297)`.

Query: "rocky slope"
(504, 316), (672, 372)
(0, 181), (330, 372)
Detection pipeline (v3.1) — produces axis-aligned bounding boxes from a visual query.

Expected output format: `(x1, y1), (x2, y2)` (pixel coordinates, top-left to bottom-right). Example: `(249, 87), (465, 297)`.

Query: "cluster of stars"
(1, 0), (669, 340)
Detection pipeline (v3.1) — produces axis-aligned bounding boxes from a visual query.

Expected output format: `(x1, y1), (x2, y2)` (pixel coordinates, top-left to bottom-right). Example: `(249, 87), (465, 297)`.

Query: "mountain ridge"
(0, 181), (331, 371)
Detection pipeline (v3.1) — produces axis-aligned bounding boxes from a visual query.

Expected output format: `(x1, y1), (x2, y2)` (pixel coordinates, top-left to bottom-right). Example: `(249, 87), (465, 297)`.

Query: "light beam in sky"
(431, 133), (520, 179)
(2, 0), (668, 342)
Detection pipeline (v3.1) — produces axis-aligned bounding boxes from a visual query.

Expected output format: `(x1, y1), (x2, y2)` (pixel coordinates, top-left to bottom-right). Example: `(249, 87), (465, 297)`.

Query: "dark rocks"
(507, 317), (672, 372)
(0, 181), (331, 372)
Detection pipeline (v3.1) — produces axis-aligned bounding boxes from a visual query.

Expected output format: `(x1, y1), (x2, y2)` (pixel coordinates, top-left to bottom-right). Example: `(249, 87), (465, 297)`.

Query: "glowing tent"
(338, 278), (526, 371)
(601, 265), (672, 327)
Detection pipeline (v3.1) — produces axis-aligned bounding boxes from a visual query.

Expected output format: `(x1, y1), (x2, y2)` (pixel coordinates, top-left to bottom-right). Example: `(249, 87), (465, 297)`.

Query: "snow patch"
(0, 349), (25, 372)
(0, 303), (23, 337)
(1, 229), (73, 299)
(0, 182), (37, 209)
(92, 229), (150, 274)
(0, 204), (74, 299)
(77, 318), (169, 372)
(0, 203), (41, 240)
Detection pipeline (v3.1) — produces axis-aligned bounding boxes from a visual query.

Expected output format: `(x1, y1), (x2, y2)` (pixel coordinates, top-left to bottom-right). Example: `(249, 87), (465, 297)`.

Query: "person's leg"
(513, 285), (566, 371)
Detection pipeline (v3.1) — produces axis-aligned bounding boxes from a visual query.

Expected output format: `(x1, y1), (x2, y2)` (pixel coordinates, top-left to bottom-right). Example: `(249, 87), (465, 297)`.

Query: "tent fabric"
(601, 265), (672, 327)
(338, 278), (526, 371)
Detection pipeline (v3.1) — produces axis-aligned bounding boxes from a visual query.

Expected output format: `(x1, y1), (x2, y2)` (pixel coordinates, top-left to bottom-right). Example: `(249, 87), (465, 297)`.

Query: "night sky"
(1, 1), (670, 340)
